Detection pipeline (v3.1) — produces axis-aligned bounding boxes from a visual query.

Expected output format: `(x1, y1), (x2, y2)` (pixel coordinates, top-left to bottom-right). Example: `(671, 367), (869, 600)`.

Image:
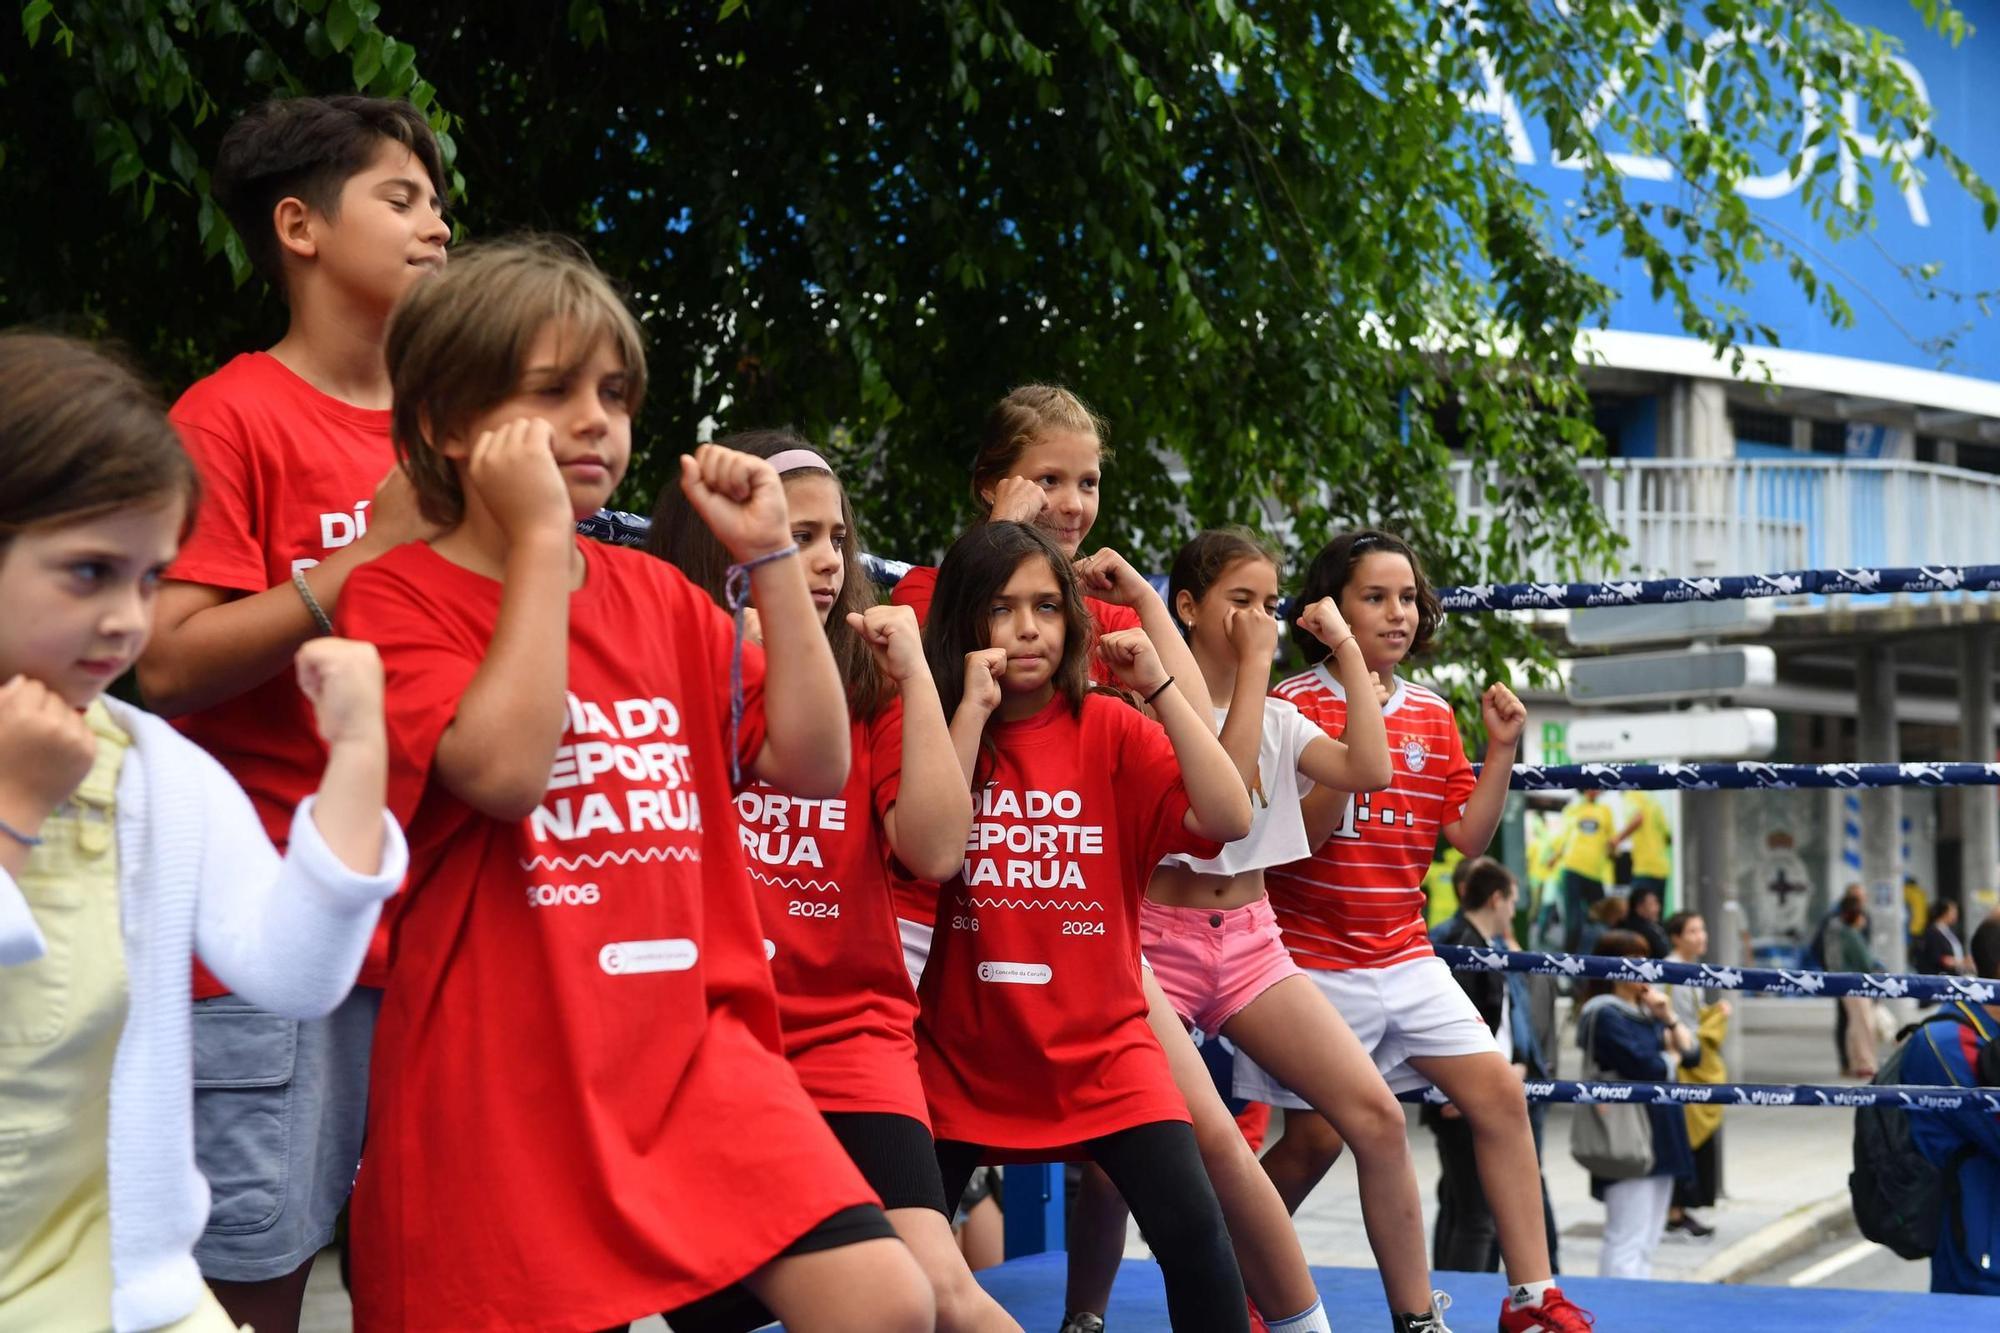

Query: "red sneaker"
(1496, 1286), (1595, 1331)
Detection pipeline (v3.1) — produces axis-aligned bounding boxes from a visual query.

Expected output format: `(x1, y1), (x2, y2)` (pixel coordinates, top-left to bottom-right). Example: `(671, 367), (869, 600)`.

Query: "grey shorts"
(191, 985), (380, 1282)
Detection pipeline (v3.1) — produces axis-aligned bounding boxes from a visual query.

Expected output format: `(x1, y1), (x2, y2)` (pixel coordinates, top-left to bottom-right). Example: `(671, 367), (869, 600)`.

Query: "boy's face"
(453, 321), (635, 520)
(310, 140), (449, 314)
(0, 501), (183, 708)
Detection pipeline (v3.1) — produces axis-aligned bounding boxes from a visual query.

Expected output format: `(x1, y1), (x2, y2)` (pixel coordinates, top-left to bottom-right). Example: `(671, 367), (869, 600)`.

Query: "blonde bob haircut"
(386, 234), (647, 526)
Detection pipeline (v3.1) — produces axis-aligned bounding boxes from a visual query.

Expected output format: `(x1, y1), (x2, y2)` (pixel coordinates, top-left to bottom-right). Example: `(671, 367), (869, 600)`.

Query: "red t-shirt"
(736, 701), (927, 1123)
(1264, 667), (1477, 971)
(888, 562), (1143, 927)
(916, 693), (1219, 1153)
(168, 352), (395, 995)
(338, 538), (874, 1331)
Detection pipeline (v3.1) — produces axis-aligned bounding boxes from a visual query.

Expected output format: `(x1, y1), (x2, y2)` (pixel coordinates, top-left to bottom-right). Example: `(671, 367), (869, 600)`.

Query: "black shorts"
(826, 1110), (952, 1216)
(610, 1204), (896, 1333)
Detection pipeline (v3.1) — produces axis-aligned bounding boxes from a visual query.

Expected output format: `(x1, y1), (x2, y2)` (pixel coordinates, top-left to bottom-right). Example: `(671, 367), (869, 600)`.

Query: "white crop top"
(1160, 695), (1324, 876)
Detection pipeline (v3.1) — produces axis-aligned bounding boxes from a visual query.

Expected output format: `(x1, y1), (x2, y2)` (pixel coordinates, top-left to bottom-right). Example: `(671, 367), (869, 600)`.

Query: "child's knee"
(1347, 1091), (1411, 1156)
(1283, 1112), (1347, 1168)
(869, 1262), (938, 1333)
(929, 1265), (995, 1332)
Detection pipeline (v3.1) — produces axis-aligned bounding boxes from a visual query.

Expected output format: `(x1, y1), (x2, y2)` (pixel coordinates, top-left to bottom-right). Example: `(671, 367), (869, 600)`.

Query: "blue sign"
(1471, 0), (2000, 381)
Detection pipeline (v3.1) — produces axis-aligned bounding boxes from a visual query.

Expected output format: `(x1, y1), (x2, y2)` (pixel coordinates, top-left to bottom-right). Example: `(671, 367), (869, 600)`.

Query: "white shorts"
(898, 917), (933, 991)
(1232, 954), (1497, 1104)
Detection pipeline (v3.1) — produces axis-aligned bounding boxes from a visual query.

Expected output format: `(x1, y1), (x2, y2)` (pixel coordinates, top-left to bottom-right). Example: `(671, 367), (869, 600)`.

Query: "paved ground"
(1265, 993), (1904, 1286)
(301, 992), (1931, 1328)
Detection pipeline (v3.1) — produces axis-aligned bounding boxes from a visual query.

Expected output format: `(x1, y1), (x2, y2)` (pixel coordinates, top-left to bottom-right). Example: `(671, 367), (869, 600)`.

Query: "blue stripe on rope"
(578, 513), (1994, 614)
(1499, 761), (2000, 791)
(1395, 1078), (2000, 1112)
(1434, 944), (1999, 1004)
(1435, 565), (2000, 612)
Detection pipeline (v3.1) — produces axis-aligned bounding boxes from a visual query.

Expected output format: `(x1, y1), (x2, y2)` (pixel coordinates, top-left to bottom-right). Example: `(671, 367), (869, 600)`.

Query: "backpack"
(1848, 1002), (1990, 1260)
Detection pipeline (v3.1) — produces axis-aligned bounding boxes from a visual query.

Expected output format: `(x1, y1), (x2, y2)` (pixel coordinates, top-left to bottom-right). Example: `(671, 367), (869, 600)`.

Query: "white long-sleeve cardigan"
(0, 697), (407, 1332)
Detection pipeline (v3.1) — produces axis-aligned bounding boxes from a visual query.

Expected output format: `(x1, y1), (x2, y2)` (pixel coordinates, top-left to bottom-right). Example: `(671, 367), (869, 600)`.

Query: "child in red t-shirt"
(132, 95), (449, 1332)
(650, 429), (1021, 1333)
(334, 238), (932, 1333)
(1137, 529), (1449, 1332)
(889, 386), (1207, 974)
(1236, 530), (1594, 1333)
(914, 520), (1254, 1333)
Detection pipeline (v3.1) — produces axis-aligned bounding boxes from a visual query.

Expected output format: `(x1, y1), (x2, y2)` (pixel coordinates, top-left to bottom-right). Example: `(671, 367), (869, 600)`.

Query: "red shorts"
(1138, 896), (1304, 1037)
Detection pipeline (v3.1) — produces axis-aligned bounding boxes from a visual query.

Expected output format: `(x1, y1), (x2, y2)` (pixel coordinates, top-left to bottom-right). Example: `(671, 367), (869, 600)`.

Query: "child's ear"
(1173, 588), (1197, 629)
(424, 411), (472, 461)
(272, 196), (317, 262)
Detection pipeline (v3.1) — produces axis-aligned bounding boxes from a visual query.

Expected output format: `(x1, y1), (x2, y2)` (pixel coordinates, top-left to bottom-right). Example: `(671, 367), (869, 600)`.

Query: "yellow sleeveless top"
(0, 702), (240, 1332)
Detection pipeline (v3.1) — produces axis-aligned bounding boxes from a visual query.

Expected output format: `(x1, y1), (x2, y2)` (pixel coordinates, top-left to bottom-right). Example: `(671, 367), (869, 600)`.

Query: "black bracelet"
(0, 814), (44, 848)
(1144, 676), (1176, 705)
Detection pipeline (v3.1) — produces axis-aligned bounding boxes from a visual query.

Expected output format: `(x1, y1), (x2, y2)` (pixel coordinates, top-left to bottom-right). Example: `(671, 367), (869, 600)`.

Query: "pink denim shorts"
(1138, 896), (1304, 1037)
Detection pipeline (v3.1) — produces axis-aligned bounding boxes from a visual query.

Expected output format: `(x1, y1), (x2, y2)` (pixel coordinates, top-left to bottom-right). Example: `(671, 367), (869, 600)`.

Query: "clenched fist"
(0, 676), (96, 831)
(847, 604), (927, 683)
(296, 639), (387, 752)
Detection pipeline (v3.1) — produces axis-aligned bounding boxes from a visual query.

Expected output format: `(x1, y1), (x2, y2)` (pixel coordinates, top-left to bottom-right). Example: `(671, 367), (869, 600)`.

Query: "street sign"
(1566, 599), (1775, 648)
(1567, 708), (1778, 762)
(1566, 645), (1777, 705)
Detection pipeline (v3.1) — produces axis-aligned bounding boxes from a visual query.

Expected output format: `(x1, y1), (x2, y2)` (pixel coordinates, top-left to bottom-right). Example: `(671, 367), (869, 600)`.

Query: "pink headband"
(766, 448), (833, 476)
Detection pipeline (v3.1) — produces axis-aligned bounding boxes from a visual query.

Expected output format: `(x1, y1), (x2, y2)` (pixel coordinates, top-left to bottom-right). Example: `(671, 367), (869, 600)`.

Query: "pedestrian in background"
(1663, 912), (1728, 1240)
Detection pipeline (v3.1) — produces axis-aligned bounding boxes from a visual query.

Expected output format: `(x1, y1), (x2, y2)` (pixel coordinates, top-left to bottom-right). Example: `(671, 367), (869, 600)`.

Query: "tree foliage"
(6, 0), (1993, 701)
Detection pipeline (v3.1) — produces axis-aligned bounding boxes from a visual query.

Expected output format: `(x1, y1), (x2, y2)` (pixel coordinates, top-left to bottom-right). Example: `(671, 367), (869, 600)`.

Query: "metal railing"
(1451, 457), (2000, 595)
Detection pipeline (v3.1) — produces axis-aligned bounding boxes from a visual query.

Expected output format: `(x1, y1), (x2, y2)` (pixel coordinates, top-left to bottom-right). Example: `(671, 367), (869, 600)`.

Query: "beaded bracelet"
(723, 543), (801, 784)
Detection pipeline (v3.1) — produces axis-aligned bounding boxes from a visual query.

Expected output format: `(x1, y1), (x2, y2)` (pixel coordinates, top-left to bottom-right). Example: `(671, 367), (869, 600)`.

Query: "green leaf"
(21, 0), (54, 44)
(326, 0), (359, 52)
(719, 0), (745, 19)
(168, 133), (197, 182)
(353, 30), (384, 86)
(244, 46), (279, 82)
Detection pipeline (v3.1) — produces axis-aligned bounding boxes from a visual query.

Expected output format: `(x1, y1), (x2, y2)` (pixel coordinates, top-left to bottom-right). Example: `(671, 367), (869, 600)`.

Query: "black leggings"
(937, 1122), (1248, 1333)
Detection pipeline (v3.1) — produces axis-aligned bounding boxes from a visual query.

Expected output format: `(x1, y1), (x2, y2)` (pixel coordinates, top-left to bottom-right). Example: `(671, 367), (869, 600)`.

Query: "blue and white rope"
(1501, 761), (2000, 791)
(1435, 564), (2000, 612)
(1396, 1079), (2000, 1112)
(1434, 943), (1998, 1004)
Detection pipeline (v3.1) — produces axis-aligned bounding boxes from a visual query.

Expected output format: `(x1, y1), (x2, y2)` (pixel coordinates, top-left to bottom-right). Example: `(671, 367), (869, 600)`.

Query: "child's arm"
(681, 445), (850, 797)
(1291, 598), (1392, 793)
(851, 605), (974, 882)
(1099, 629), (1252, 842)
(139, 466), (436, 717)
(947, 649), (1006, 785)
(1216, 608), (1277, 791)
(1073, 548), (1211, 721)
(1442, 683), (1526, 857)
(193, 640), (407, 1018)
(432, 419), (577, 819)
(291, 639), (389, 873)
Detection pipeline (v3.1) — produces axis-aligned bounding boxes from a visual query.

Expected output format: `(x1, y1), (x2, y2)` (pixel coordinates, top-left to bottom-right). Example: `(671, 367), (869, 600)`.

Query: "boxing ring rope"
(1431, 944), (1997, 1004)
(1394, 1079), (2000, 1111)
(1499, 761), (2000, 791)
(1434, 564), (2000, 612)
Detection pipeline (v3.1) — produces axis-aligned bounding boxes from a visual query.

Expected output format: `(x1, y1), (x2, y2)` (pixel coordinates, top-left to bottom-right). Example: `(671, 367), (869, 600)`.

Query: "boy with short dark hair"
(134, 92), (449, 1333)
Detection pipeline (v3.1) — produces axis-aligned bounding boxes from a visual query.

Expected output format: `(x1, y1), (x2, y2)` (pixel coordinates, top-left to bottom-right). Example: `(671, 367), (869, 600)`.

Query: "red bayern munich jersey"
(736, 700), (928, 1124)
(1263, 665), (1477, 971)
(337, 538), (873, 1330)
(916, 693), (1219, 1153)
(887, 563), (1141, 928)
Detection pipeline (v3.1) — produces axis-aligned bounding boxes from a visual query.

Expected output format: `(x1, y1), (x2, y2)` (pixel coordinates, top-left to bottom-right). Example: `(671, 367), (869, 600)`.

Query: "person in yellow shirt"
(1554, 789), (1615, 952)
(1617, 791), (1672, 902)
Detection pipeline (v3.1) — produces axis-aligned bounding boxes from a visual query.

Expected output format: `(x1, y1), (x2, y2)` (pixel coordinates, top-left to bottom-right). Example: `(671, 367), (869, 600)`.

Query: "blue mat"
(969, 1254), (1991, 1330)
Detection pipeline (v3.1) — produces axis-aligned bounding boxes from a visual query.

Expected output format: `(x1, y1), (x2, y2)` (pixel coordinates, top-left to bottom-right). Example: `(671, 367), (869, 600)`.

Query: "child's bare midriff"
(1147, 860), (1269, 911)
